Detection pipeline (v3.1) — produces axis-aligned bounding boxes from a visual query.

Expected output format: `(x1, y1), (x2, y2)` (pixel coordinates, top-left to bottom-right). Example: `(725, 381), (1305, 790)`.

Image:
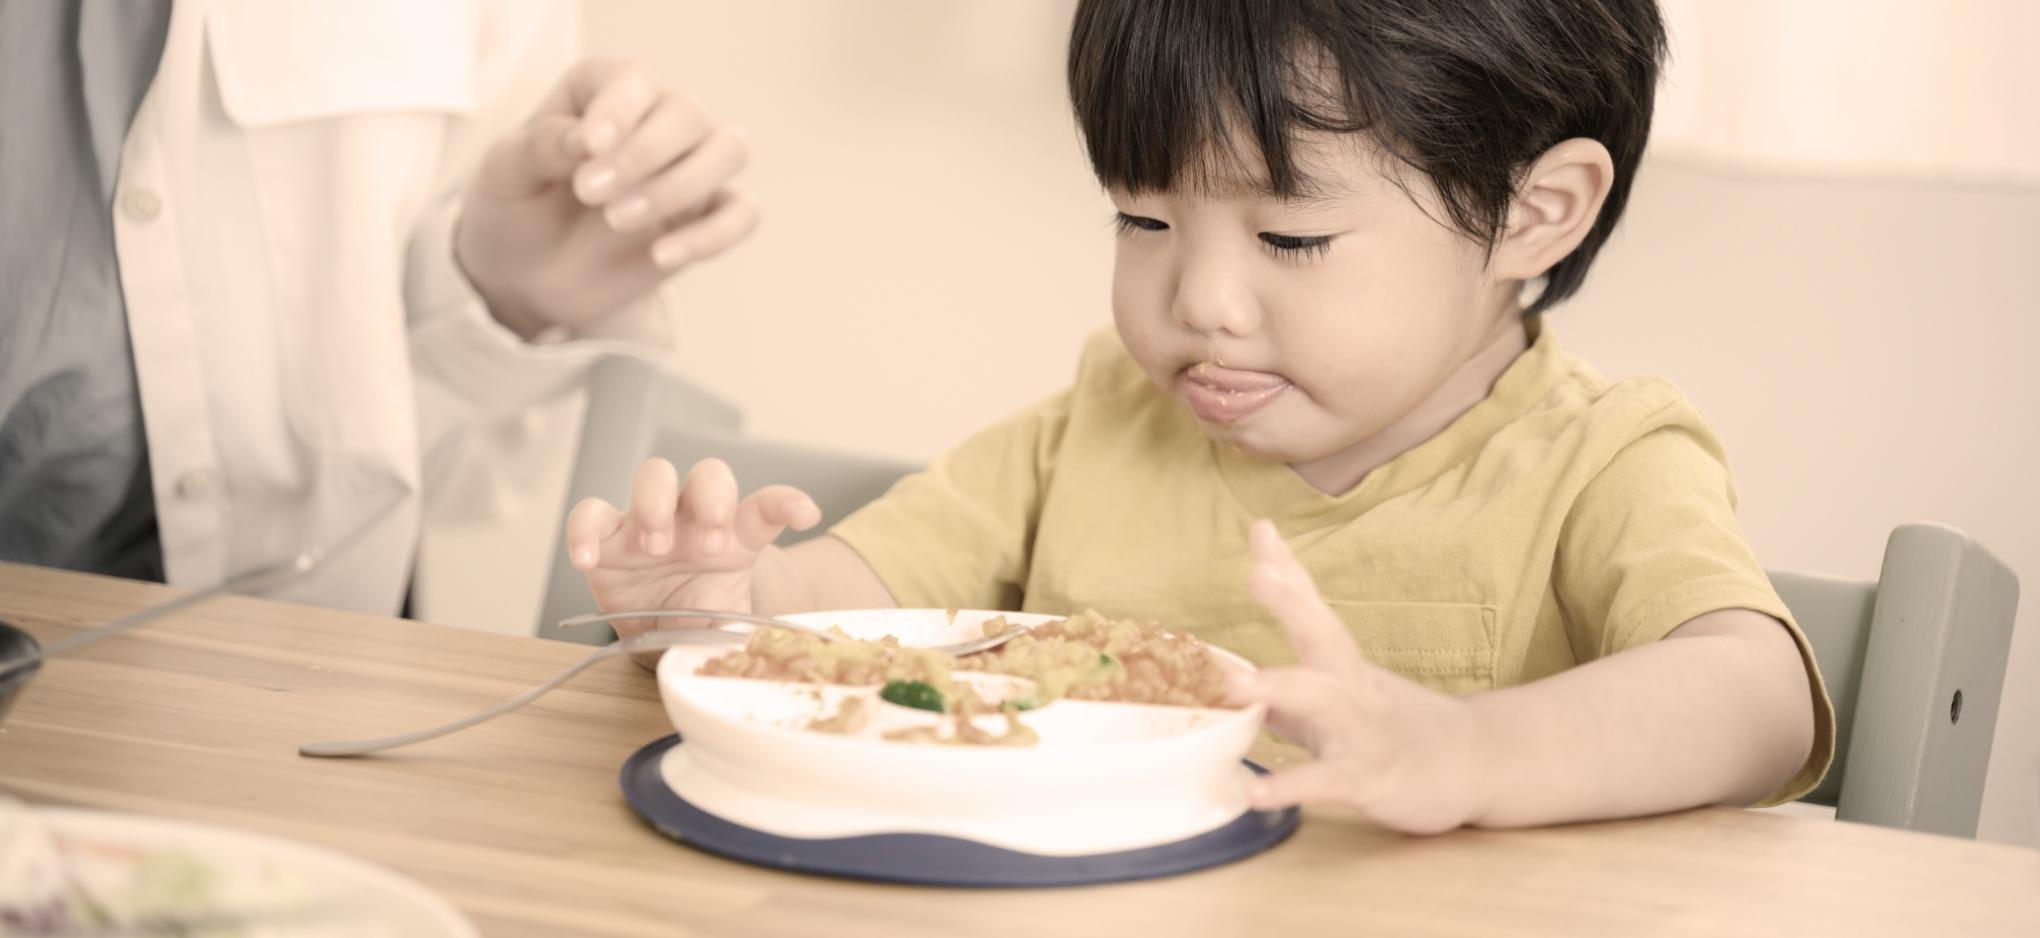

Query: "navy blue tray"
(619, 733), (1299, 887)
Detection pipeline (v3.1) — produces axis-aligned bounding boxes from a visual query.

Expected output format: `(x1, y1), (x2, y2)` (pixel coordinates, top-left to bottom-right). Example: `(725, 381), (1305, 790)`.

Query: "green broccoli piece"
(881, 679), (946, 713)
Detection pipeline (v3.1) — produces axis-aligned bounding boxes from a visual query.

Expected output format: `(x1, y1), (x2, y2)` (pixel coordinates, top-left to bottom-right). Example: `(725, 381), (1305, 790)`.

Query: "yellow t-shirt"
(832, 322), (1836, 803)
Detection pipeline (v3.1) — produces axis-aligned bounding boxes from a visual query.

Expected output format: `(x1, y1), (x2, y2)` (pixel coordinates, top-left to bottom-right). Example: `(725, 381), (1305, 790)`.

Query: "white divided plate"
(6, 808), (475, 937)
(655, 609), (1267, 855)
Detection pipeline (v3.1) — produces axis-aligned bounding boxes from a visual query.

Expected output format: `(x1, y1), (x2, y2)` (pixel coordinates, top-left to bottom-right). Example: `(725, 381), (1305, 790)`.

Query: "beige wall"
(421, 0), (2039, 846)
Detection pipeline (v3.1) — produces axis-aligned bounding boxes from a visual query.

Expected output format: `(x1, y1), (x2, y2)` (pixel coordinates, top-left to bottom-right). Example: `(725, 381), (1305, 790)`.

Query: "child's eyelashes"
(1112, 212), (1335, 262)
(1259, 232), (1334, 261)
(1113, 212), (1168, 235)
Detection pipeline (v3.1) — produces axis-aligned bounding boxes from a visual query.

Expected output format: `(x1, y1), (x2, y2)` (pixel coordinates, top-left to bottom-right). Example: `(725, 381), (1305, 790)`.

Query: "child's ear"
(1493, 138), (1616, 282)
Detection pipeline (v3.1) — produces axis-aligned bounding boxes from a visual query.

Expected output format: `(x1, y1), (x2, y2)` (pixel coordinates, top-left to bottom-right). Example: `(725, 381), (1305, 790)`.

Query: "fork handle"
(555, 608), (825, 637)
(296, 628), (741, 758)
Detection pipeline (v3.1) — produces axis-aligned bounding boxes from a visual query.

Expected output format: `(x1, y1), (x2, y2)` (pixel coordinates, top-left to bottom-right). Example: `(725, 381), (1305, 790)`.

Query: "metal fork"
(0, 490), (405, 681)
(554, 607), (1028, 657)
(298, 610), (1029, 758)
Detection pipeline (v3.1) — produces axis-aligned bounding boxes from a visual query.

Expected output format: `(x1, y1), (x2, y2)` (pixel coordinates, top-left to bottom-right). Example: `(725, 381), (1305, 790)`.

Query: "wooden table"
(2, 563), (2036, 937)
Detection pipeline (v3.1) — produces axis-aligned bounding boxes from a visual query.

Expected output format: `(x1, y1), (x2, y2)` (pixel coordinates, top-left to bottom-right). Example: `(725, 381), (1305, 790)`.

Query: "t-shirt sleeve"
(1554, 406), (1836, 805)
(827, 391), (1069, 612)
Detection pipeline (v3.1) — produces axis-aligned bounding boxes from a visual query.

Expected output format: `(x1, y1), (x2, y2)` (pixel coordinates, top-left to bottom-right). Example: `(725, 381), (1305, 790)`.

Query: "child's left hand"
(1228, 520), (1497, 834)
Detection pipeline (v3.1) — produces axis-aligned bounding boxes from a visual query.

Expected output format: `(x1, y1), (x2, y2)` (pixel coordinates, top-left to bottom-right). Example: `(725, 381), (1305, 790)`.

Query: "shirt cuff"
(406, 195), (679, 423)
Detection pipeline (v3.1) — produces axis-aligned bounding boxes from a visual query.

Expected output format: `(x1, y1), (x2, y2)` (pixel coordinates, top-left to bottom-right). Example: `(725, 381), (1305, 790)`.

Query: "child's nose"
(1170, 262), (1260, 338)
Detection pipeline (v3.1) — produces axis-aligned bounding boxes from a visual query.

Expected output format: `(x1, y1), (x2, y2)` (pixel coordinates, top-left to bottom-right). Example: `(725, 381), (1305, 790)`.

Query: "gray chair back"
(1770, 523), (2019, 837)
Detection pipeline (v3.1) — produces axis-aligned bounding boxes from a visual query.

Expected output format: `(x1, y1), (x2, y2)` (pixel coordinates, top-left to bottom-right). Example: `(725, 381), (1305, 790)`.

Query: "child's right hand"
(565, 457), (822, 638)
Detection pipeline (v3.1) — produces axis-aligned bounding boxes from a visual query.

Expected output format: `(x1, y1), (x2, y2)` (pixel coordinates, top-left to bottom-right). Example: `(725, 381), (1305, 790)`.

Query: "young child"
(566, 0), (1833, 833)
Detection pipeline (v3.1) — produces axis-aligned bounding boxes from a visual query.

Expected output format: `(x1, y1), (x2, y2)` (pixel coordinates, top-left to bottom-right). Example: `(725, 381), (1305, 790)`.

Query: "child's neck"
(1290, 315), (1533, 496)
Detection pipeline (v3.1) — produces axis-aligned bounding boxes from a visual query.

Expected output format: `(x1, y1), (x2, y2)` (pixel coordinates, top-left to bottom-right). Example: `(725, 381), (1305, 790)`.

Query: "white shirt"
(114, 0), (671, 614)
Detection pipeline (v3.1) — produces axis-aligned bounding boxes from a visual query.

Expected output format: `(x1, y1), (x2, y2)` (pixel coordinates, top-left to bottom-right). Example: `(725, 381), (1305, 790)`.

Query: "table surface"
(2, 562), (2036, 937)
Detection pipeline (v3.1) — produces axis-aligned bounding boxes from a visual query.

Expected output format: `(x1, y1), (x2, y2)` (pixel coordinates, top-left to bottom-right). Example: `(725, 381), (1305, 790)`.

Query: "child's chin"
(1197, 423), (1301, 463)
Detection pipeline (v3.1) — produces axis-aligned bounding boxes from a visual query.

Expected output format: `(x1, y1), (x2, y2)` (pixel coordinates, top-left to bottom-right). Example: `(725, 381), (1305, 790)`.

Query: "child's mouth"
(1180, 362), (1290, 424)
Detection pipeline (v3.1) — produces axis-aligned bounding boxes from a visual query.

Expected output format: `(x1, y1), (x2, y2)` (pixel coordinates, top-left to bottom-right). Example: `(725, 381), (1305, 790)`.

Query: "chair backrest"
(544, 357), (2022, 836)
(1769, 523), (2020, 837)
(536, 356), (918, 644)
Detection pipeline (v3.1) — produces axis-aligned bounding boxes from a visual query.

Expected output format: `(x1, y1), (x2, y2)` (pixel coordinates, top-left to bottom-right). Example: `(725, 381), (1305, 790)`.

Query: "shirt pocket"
(1322, 601), (1499, 695)
(204, 0), (479, 127)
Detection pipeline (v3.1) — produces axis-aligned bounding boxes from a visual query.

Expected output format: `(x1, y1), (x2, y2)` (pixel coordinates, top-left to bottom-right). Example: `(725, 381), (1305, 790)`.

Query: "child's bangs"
(1067, 0), (1364, 200)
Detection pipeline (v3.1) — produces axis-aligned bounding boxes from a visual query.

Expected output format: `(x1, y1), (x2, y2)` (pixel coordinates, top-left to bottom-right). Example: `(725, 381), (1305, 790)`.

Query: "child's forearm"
(750, 535), (898, 616)
(1465, 608), (1815, 828)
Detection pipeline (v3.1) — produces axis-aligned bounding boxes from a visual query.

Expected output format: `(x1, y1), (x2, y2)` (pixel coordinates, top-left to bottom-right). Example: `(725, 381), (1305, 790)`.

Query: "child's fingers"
(732, 486), (823, 552)
(1247, 520), (1367, 678)
(594, 99), (722, 232)
(628, 458), (683, 555)
(1239, 667), (1365, 756)
(604, 125), (748, 235)
(648, 188), (760, 272)
(1245, 759), (1356, 812)
(674, 458), (740, 556)
(565, 497), (625, 570)
(1219, 659), (1261, 708)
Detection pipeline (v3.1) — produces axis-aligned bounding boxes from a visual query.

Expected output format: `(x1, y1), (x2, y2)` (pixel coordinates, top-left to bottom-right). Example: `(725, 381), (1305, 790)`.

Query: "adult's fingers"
(648, 188), (761, 271)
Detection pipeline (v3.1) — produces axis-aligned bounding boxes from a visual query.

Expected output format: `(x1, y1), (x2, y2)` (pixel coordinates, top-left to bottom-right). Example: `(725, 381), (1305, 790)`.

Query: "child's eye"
(1113, 212), (1169, 235)
(1259, 232), (1334, 261)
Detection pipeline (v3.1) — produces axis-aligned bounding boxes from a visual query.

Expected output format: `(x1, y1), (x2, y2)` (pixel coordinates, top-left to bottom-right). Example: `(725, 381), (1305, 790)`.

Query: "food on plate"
(879, 692), (1040, 747)
(877, 679), (947, 713)
(964, 612), (1233, 708)
(805, 695), (872, 735)
(697, 610), (1233, 709)
(693, 610), (1238, 745)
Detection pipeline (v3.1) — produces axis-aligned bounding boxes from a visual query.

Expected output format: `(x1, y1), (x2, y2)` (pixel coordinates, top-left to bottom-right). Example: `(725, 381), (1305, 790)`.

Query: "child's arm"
(564, 457), (895, 643)
(755, 534), (898, 615)
(1232, 521), (1816, 833)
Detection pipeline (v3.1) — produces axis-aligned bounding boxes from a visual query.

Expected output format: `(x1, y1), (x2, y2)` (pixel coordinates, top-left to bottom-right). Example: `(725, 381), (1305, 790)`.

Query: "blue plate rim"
(619, 732), (1300, 888)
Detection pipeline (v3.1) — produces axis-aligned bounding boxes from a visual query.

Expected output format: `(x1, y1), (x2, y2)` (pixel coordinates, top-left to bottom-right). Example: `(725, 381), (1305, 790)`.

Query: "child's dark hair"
(1068, 0), (1667, 315)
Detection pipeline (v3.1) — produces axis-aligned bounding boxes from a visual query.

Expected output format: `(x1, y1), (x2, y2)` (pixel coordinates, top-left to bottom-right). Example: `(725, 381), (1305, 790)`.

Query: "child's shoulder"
(1531, 337), (1716, 445)
(1510, 338), (1734, 489)
(1448, 325), (1734, 500)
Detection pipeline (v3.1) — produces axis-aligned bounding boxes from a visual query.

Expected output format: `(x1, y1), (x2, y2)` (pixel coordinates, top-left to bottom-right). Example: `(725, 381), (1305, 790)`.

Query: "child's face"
(1109, 131), (1524, 486)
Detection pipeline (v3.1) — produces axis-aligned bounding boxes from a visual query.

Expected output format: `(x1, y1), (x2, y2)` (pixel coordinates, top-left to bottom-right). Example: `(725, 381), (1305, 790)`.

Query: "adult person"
(0, 0), (757, 614)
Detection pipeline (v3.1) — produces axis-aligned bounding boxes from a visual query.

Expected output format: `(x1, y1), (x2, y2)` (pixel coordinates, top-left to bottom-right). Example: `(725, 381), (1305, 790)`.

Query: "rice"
(964, 611), (1232, 708)
(694, 610), (1235, 710)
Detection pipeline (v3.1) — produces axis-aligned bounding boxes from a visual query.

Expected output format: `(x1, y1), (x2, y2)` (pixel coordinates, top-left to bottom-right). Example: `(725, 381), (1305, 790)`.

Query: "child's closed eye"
(1258, 232), (1334, 261)
(1113, 211), (1169, 235)
(1112, 210), (1335, 263)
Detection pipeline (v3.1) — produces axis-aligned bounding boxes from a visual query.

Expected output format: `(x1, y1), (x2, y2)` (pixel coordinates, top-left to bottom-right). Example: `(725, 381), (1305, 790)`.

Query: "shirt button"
(122, 187), (163, 222)
(175, 468), (217, 501)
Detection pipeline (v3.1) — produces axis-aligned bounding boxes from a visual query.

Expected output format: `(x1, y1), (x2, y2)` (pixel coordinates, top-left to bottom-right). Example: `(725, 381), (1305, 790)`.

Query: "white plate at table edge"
(654, 608), (1266, 854)
(22, 807), (476, 937)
